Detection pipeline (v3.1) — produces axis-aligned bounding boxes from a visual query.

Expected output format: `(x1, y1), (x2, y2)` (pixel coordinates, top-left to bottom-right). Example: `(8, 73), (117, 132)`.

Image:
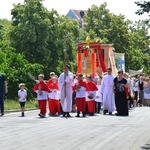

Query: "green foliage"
(10, 0), (79, 78)
(0, 18), (43, 99)
(135, 1), (150, 24)
(10, 0), (51, 65)
(84, 3), (130, 53)
(0, 40), (43, 99)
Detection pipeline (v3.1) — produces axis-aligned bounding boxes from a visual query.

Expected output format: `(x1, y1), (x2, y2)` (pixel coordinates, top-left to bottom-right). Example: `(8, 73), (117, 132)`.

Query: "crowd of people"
(0, 65), (150, 118)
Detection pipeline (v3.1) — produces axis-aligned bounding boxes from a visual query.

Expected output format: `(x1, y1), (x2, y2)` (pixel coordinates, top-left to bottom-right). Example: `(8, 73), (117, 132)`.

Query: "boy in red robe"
(33, 74), (49, 118)
(47, 72), (56, 86)
(48, 76), (60, 116)
(47, 72), (57, 114)
(74, 73), (87, 117)
(86, 76), (98, 116)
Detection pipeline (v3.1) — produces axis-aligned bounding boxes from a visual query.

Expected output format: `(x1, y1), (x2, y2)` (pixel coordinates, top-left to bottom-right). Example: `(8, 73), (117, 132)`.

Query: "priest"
(58, 64), (74, 117)
(101, 68), (115, 115)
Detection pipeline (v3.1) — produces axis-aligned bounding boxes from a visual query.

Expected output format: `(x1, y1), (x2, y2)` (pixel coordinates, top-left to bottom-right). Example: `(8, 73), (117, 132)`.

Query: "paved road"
(0, 107), (150, 150)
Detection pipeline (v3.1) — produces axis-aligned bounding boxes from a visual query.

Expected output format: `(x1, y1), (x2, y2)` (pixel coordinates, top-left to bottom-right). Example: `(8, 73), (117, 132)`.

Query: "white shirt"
(95, 85), (102, 102)
(133, 81), (139, 91)
(76, 86), (86, 98)
(18, 89), (27, 102)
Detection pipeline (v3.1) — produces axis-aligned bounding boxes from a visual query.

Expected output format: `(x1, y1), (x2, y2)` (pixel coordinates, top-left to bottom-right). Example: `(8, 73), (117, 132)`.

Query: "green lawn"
(4, 99), (38, 110)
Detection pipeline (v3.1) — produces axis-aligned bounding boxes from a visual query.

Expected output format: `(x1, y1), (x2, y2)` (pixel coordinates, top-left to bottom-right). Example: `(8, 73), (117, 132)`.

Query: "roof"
(71, 9), (87, 19)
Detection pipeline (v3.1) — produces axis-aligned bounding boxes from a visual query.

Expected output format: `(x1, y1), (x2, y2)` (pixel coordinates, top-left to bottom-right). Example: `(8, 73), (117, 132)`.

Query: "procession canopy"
(76, 37), (107, 76)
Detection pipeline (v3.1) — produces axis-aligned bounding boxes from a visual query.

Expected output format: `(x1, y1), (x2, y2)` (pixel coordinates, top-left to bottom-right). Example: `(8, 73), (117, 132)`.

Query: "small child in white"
(95, 78), (102, 113)
(18, 83), (27, 117)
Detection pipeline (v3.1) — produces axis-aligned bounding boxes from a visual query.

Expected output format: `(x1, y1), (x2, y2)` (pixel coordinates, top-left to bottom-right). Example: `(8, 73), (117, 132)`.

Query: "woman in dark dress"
(114, 70), (129, 116)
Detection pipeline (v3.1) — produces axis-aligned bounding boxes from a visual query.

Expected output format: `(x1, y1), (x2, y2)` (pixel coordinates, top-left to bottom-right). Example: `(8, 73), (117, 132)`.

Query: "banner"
(109, 49), (118, 76)
(129, 68), (143, 76)
(76, 53), (96, 76)
(114, 53), (125, 72)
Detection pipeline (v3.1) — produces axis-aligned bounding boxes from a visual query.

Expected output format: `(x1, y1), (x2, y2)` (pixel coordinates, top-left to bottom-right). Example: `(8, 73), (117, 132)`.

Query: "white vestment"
(58, 71), (73, 112)
(101, 74), (115, 112)
(48, 89), (60, 100)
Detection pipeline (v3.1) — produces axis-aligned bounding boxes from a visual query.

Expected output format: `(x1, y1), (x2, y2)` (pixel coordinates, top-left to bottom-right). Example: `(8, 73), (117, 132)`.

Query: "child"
(18, 83), (27, 117)
(74, 73), (87, 117)
(33, 74), (49, 118)
(48, 76), (60, 116)
(95, 78), (102, 113)
(72, 75), (77, 112)
(86, 75), (98, 116)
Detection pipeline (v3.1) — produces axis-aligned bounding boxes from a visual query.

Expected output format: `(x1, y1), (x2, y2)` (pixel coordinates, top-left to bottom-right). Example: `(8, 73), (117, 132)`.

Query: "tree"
(10, 0), (51, 66)
(135, 1), (150, 23)
(0, 19), (43, 99)
(135, 1), (150, 14)
(0, 41), (43, 99)
(45, 11), (79, 76)
(10, 0), (80, 78)
(127, 20), (150, 74)
(84, 3), (130, 53)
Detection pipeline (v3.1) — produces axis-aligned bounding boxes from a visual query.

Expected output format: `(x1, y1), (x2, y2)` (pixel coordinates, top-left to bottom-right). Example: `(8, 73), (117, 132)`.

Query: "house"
(66, 9), (87, 27)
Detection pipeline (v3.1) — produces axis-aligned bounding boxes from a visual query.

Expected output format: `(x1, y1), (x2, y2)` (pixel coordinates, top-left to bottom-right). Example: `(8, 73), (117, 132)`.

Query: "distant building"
(66, 9), (87, 28)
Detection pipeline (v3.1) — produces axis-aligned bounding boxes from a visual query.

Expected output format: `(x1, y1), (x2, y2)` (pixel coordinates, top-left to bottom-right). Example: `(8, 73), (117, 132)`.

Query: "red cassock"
(33, 81), (49, 115)
(48, 83), (60, 115)
(47, 79), (58, 87)
(74, 80), (87, 112)
(47, 79), (53, 87)
(86, 81), (98, 113)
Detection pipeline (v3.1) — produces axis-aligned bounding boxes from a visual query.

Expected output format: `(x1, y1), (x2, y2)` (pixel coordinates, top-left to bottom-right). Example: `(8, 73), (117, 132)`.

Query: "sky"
(0, 0), (149, 22)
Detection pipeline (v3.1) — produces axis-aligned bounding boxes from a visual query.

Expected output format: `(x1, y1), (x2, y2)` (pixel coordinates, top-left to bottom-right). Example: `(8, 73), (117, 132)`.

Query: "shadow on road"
(141, 144), (150, 149)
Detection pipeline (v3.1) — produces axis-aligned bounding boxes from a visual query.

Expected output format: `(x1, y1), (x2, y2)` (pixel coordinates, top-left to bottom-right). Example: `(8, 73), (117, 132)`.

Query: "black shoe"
(49, 113), (54, 116)
(109, 112), (112, 115)
(1, 112), (4, 116)
(89, 113), (94, 116)
(115, 113), (120, 116)
(75, 111), (80, 117)
(103, 110), (108, 115)
(38, 113), (45, 118)
(22, 112), (25, 117)
(82, 112), (86, 117)
(38, 113), (42, 117)
(62, 112), (66, 117)
(67, 112), (71, 117)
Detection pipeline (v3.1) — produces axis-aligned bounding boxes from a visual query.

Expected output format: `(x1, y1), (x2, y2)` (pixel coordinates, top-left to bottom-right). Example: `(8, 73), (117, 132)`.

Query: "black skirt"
(115, 92), (128, 116)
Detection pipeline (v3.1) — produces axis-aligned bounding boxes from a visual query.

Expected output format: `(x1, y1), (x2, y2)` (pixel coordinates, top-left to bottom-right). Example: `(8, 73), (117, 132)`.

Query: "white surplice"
(58, 71), (74, 112)
(101, 74), (115, 112)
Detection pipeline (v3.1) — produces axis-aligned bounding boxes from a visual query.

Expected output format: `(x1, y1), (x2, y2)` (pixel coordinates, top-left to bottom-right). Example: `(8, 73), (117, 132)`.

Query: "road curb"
(5, 108), (38, 113)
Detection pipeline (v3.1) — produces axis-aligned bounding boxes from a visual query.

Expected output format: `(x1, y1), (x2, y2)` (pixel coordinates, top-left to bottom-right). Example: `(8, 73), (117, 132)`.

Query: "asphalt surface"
(0, 107), (150, 150)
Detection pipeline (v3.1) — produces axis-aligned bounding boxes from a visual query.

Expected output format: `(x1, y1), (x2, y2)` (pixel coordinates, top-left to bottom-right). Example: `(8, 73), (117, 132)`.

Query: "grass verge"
(4, 99), (38, 110)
